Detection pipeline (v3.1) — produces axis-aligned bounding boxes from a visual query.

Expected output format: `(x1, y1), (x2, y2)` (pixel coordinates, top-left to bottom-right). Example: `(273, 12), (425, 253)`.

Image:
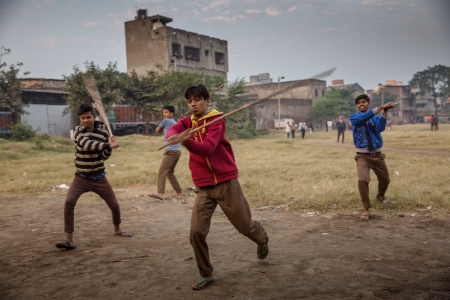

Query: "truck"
(274, 118), (295, 130)
(107, 105), (160, 135)
(0, 112), (12, 138)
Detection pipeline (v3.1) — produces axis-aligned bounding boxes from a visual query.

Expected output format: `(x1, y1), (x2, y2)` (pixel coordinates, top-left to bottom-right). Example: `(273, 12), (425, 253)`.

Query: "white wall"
(22, 104), (71, 138)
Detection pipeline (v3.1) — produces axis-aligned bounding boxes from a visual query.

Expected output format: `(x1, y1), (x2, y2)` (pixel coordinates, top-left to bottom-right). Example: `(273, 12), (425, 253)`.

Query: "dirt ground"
(1, 191), (449, 300)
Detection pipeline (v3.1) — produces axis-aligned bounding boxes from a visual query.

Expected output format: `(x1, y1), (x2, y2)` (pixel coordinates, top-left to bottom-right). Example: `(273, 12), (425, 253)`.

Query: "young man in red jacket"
(165, 84), (269, 290)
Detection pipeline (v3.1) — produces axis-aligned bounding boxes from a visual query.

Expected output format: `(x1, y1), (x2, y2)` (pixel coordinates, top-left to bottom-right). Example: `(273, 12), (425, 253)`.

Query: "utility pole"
(277, 76), (284, 120)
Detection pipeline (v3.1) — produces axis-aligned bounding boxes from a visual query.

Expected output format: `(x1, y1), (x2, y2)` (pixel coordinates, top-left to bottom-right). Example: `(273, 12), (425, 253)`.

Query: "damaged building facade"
(242, 73), (326, 130)
(125, 9), (228, 79)
(19, 78), (73, 138)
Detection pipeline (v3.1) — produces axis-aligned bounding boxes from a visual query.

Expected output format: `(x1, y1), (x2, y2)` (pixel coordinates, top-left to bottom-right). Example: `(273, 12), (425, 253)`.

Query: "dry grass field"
(1, 123), (449, 214)
(1, 123), (450, 300)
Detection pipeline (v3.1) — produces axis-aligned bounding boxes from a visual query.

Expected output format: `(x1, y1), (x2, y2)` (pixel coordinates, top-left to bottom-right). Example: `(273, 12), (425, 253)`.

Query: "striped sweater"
(73, 121), (112, 177)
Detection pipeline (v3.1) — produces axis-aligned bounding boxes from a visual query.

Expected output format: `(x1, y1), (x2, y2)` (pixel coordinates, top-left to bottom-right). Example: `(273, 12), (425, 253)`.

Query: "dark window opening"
(205, 50), (209, 56)
(172, 44), (182, 58)
(315, 89), (318, 97)
(185, 46), (200, 61)
(215, 52), (225, 65)
(322, 90), (325, 96)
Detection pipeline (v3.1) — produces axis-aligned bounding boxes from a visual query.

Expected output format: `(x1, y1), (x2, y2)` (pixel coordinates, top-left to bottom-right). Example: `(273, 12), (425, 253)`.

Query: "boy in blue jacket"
(349, 94), (395, 220)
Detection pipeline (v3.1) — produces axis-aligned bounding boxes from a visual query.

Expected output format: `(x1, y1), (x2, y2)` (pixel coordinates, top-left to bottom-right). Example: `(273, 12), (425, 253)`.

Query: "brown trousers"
(354, 153), (390, 210)
(64, 174), (121, 233)
(190, 178), (269, 277)
(158, 150), (182, 194)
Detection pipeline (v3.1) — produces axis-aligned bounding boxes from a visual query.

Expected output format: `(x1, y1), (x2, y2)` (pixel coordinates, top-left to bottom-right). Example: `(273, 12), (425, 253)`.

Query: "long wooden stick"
(156, 68), (336, 151)
(183, 84), (225, 116)
(158, 69), (336, 150)
(83, 76), (121, 151)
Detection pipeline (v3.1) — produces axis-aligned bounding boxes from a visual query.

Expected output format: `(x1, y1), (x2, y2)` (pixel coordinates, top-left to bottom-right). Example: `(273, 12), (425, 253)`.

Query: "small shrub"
(40, 133), (51, 140)
(256, 128), (270, 135)
(34, 137), (44, 150)
(11, 122), (37, 141)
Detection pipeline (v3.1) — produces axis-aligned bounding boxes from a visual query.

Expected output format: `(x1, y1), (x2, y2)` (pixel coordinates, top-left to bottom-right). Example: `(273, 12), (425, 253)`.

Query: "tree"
(308, 89), (353, 125)
(0, 48), (30, 124)
(326, 88), (355, 117)
(409, 64), (450, 114)
(369, 90), (397, 108)
(62, 61), (126, 115)
(308, 97), (339, 125)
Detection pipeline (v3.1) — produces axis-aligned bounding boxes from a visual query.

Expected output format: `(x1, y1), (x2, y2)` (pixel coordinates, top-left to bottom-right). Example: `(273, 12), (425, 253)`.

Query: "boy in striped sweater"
(56, 104), (131, 250)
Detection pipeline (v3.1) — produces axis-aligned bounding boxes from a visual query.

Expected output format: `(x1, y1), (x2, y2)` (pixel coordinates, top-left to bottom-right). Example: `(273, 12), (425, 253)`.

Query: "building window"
(393, 111), (399, 117)
(273, 111), (276, 117)
(172, 44), (181, 58)
(322, 90), (325, 96)
(204, 50), (209, 56)
(215, 52), (225, 65)
(315, 89), (318, 97)
(185, 46), (200, 61)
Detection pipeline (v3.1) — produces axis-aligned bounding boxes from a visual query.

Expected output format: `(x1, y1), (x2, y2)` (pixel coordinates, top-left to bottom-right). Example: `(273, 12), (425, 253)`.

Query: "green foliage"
(0, 48), (30, 123)
(308, 96), (339, 122)
(62, 60), (251, 139)
(10, 121), (36, 141)
(370, 90), (398, 108)
(34, 137), (44, 150)
(308, 88), (355, 123)
(409, 64), (450, 113)
(62, 61), (126, 115)
(124, 68), (224, 118)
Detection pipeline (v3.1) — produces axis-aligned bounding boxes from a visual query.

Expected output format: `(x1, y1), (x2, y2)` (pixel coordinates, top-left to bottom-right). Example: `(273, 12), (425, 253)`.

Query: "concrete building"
(326, 79), (365, 99)
(125, 9), (228, 79)
(242, 74), (326, 130)
(19, 78), (72, 138)
(373, 80), (449, 124)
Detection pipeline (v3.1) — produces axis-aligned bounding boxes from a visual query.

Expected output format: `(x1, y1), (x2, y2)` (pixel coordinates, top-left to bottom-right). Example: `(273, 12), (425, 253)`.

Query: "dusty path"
(1, 192), (449, 300)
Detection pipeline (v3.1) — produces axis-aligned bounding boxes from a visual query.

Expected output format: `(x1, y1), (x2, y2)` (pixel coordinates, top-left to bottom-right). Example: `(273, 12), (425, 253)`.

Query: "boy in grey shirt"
(149, 105), (184, 200)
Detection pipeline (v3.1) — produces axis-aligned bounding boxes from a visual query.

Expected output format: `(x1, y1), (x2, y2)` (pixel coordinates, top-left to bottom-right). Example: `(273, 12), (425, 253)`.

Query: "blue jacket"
(350, 109), (387, 151)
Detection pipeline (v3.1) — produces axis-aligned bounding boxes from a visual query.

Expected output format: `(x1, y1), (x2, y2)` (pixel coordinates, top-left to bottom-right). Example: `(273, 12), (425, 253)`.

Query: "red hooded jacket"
(167, 110), (238, 187)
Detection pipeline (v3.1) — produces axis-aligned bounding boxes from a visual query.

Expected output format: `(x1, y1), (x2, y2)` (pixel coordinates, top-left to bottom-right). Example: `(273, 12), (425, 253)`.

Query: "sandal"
(192, 278), (213, 290)
(55, 239), (76, 250)
(257, 244), (269, 260)
(148, 194), (163, 200)
(114, 230), (133, 237)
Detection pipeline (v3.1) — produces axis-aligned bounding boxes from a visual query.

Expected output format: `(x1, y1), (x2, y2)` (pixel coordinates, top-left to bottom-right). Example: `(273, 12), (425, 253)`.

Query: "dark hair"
(163, 105), (175, 113)
(185, 84), (209, 100)
(78, 103), (95, 116)
(355, 94), (370, 104)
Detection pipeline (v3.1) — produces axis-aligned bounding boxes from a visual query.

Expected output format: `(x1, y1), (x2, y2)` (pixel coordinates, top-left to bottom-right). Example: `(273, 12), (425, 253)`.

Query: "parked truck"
(274, 118), (295, 129)
(0, 112), (12, 138)
(107, 105), (160, 135)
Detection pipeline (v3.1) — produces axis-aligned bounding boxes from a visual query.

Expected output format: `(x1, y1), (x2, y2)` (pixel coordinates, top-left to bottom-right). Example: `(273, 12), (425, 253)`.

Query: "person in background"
(336, 116), (346, 143)
(433, 114), (439, 131)
(327, 119), (333, 133)
(299, 121), (307, 139)
(430, 114), (434, 131)
(285, 122), (291, 138)
(149, 105), (184, 200)
(290, 122), (296, 139)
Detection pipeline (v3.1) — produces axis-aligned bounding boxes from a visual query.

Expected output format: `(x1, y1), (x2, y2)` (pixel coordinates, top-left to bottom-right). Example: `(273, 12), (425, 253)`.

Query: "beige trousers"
(190, 178), (269, 277)
(157, 150), (182, 194)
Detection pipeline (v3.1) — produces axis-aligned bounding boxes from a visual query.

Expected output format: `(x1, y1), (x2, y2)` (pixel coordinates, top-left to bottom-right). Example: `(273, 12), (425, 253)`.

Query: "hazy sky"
(1, 0), (449, 91)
